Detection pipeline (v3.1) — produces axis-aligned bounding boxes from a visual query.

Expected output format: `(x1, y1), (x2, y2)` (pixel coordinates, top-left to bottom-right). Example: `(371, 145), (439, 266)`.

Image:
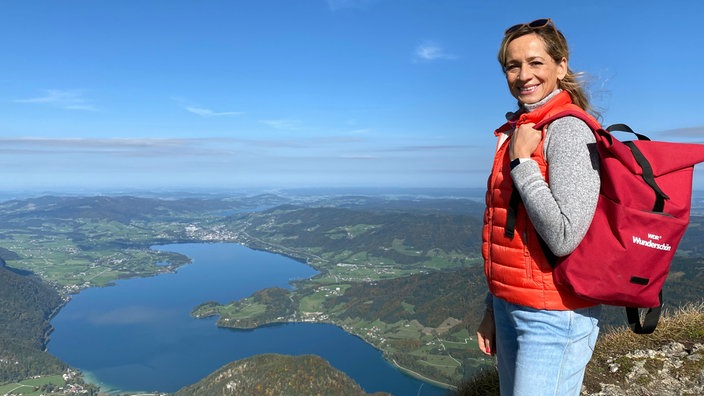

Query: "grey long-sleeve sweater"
(507, 90), (600, 257)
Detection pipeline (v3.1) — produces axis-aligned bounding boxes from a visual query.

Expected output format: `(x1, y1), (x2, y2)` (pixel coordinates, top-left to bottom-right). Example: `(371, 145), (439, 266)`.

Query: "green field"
(0, 375), (65, 396)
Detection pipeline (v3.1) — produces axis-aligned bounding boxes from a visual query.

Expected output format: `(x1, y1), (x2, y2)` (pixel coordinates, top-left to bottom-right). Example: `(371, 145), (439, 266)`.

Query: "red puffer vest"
(482, 91), (598, 310)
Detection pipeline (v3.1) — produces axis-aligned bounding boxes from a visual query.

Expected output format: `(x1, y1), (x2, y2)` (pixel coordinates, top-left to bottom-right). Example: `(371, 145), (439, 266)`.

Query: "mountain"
(0, 194), (278, 224)
(173, 354), (390, 396)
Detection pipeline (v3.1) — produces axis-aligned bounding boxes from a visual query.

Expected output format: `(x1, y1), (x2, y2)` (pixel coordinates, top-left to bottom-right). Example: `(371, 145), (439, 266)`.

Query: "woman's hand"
(476, 309), (496, 356)
(509, 122), (542, 160)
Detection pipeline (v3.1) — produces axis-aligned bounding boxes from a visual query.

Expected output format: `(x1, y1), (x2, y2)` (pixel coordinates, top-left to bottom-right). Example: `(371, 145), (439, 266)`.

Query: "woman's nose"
(517, 65), (531, 81)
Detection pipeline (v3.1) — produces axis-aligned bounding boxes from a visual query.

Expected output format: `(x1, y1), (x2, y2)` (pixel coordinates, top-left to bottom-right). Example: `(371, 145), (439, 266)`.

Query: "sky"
(1, 0), (703, 193)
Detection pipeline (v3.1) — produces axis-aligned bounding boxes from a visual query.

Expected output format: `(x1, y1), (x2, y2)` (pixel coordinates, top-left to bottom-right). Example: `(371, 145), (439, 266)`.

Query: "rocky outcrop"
(455, 304), (704, 396)
(585, 342), (704, 396)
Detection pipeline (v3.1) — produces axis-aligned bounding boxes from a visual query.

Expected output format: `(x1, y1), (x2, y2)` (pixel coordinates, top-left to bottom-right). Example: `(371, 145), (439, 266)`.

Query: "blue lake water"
(48, 243), (447, 395)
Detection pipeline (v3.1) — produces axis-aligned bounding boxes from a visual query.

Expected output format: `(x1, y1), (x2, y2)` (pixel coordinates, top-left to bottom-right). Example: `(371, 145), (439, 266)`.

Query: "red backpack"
(511, 111), (704, 334)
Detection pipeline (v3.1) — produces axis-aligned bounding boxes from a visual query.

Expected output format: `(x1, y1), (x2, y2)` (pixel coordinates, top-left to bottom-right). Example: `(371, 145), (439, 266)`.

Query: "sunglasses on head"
(504, 18), (555, 35)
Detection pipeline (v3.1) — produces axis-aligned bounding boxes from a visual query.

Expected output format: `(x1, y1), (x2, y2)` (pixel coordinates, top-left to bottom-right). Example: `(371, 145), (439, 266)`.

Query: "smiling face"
(503, 33), (567, 104)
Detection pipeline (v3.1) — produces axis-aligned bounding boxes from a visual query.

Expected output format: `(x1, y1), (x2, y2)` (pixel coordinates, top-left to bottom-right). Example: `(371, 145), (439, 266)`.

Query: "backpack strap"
(539, 112), (669, 212)
(626, 292), (663, 334)
(504, 189), (521, 239)
(606, 123), (651, 141)
(623, 141), (669, 212)
(606, 123), (670, 212)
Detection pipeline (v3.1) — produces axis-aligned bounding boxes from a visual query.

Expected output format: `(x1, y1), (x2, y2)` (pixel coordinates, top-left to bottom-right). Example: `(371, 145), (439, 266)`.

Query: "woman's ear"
(557, 57), (567, 80)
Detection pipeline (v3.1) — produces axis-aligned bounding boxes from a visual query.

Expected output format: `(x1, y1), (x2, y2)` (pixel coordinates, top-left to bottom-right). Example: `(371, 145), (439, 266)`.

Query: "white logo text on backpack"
(632, 233), (672, 251)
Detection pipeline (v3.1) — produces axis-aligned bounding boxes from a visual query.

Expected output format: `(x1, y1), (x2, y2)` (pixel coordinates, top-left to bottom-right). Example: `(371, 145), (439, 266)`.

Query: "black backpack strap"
(623, 141), (670, 213)
(607, 124), (668, 212)
(504, 188), (521, 239)
(606, 123), (651, 141)
(626, 291), (663, 334)
(505, 187), (559, 267)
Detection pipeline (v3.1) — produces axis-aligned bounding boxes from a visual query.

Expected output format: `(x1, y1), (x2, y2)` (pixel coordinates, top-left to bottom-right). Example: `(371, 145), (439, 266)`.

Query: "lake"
(48, 243), (447, 395)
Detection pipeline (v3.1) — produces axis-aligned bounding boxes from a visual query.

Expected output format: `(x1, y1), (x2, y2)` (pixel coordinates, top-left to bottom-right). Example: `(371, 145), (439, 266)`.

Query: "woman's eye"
(504, 65), (519, 73)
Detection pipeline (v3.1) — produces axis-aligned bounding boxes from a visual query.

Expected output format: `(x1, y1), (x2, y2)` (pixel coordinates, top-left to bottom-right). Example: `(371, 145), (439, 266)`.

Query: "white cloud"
(649, 125), (704, 144)
(260, 119), (303, 131)
(380, 144), (473, 152)
(0, 135), (360, 157)
(14, 89), (98, 111)
(658, 126), (704, 138)
(413, 41), (457, 62)
(0, 137), (222, 157)
(185, 106), (244, 117)
(172, 97), (243, 117)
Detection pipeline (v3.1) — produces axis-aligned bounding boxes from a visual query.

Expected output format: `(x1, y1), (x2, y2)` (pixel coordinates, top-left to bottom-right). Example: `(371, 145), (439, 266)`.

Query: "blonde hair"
(498, 23), (599, 118)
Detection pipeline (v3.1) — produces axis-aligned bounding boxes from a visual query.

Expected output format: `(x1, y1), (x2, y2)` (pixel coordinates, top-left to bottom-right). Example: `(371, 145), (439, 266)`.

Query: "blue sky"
(1, 0), (703, 193)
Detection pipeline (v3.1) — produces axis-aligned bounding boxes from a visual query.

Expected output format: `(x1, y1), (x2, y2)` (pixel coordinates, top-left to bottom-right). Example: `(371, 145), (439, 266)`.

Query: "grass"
(453, 367), (500, 396)
(583, 301), (704, 394)
(227, 302), (268, 318)
(326, 224), (381, 239)
(0, 375), (65, 396)
(299, 284), (352, 312)
(390, 238), (424, 257)
(387, 323), (423, 339)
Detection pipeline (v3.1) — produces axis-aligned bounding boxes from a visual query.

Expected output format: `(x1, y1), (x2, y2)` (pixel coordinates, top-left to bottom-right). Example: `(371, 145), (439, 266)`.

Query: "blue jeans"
(493, 297), (601, 396)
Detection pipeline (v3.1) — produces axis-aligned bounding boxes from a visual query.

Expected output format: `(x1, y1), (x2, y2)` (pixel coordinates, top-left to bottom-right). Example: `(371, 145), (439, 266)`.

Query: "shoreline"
(221, 238), (462, 389)
(197, 237), (462, 391)
(218, 317), (457, 390)
(47, 240), (457, 394)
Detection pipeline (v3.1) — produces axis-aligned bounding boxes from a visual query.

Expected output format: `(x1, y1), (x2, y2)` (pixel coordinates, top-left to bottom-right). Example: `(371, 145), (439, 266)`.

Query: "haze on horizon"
(1, 1), (703, 193)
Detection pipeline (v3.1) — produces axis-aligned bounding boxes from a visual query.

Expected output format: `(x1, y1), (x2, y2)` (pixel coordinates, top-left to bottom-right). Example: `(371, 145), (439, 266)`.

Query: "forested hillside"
(173, 354), (390, 396)
(229, 203), (484, 267)
(323, 266), (485, 328)
(0, 262), (67, 383)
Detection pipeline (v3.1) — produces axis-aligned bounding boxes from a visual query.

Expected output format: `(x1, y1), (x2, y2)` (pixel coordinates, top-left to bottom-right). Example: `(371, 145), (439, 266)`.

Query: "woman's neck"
(522, 89), (562, 112)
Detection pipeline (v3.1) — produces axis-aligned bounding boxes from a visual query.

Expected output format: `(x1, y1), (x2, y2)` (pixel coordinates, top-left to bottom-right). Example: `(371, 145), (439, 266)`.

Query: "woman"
(476, 18), (602, 395)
